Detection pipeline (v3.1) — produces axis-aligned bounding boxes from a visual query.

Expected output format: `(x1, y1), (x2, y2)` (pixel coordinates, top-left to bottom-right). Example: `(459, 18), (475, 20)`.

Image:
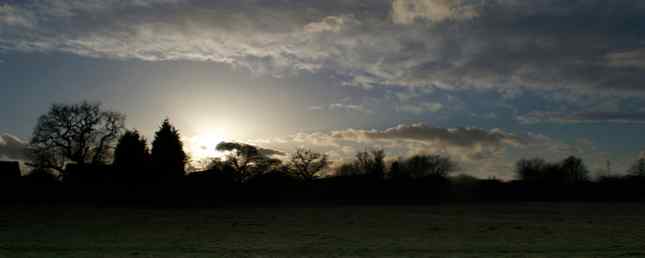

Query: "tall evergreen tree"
(151, 119), (187, 180)
(113, 130), (150, 182)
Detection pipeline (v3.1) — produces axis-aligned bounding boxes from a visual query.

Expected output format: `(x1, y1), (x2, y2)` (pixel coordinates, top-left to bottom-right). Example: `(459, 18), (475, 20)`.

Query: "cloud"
(257, 146), (285, 157)
(247, 122), (622, 179)
(2, 0), (645, 98)
(309, 103), (373, 114)
(328, 123), (523, 148)
(255, 123), (561, 179)
(517, 111), (645, 124)
(328, 103), (373, 114)
(391, 0), (479, 24)
(396, 102), (443, 114)
(0, 133), (28, 161)
(606, 48), (645, 69)
(304, 16), (345, 33)
(0, 4), (34, 28)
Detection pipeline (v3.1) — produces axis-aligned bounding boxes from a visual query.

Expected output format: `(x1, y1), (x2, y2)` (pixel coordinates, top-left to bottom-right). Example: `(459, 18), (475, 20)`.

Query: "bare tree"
(289, 148), (328, 181)
(354, 149), (386, 178)
(27, 101), (125, 173)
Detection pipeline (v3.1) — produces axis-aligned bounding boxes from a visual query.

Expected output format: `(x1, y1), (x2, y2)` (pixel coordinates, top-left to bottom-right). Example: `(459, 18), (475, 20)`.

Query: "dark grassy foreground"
(1, 203), (644, 258)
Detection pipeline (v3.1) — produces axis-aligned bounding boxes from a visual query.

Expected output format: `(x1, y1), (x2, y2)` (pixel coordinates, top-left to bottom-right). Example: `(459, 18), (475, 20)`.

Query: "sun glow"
(187, 131), (228, 161)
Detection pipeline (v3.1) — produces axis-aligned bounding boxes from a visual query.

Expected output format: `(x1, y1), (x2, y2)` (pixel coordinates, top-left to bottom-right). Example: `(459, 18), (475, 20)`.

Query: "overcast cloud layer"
(2, 0), (645, 96)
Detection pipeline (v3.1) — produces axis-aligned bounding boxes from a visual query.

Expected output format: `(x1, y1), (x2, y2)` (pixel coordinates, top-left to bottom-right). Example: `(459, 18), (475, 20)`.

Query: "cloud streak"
(517, 111), (645, 124)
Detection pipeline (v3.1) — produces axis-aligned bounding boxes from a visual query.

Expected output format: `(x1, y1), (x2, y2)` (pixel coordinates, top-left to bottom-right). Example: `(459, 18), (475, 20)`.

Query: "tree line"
(3, 101), (645, 204)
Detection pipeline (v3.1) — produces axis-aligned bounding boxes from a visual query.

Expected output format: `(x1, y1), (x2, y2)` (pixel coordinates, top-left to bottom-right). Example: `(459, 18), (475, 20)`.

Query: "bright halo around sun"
(187, 132), (228, 160)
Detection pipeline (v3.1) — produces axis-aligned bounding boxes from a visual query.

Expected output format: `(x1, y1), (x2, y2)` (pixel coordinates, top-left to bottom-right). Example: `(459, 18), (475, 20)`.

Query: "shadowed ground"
(0, 203), (644, 258)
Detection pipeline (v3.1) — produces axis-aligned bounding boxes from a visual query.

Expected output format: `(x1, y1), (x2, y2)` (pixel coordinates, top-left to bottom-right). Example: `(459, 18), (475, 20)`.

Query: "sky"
(2, 0), (645, 178)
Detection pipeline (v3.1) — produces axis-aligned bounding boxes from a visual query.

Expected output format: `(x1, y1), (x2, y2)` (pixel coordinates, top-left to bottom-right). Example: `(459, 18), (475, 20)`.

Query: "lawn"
(0, 203), (644, 257)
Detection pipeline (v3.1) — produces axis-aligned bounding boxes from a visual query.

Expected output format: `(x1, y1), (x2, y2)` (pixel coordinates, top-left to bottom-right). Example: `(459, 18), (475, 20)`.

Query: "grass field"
(1, 203), (644, 258)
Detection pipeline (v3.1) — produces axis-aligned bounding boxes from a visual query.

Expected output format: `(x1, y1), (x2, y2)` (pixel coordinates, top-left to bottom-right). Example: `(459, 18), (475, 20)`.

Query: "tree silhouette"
(516, 156), (589, 184)
(113, 130), (150, 182)
(352, 149), (386, 178)
(151, 119), (187, 180)
(288, 148), (328, 181)
(402, 154), (457, 179)
(516, 158), (548, 182)
(389, 160), (405, 180)
(560, 156), (589, 183)
(335, 163), (359, 177)
(28, 101), (125, 173)
(216, 142), (281, 183)
(333, 149), (387, 178)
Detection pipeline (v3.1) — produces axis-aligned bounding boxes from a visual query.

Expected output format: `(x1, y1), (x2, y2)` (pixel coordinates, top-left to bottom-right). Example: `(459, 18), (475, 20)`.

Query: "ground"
(0, 203), (644, 258)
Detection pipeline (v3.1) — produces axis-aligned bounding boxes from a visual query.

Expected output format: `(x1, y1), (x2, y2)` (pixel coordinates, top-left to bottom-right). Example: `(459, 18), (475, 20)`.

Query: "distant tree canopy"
(113, 130), (150, 178)
(288, 148), (328, 181)
(397, 154), (458, 179)
(336, 149), (386, 178)
(628, 158), (645, 177)
(28, 101), (125, 173)
(151, 119), (187, 179)
(216, 142), (282, 183)
(516, 158), (548, 182)
(516, 156), (589, 184)
(560, 156), (589, 183)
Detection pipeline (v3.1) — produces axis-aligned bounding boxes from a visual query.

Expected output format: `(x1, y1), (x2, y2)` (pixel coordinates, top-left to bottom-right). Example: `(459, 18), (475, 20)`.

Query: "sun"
(187, 132), (228, 160)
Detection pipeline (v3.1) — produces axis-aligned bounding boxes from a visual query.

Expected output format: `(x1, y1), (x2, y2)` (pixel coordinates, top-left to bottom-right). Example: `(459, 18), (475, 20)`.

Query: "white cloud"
(0, 133), (28, 161)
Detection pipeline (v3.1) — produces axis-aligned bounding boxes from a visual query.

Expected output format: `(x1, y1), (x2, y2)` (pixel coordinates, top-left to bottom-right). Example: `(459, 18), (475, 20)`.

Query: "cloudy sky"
(2, 0), (645, 178)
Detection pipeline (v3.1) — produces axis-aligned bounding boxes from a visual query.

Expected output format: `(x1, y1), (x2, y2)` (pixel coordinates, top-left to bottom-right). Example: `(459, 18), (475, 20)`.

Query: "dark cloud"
(258, 146), (285, 157)
(518, 111), (645, 124)
(329, 123), (522, 148)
